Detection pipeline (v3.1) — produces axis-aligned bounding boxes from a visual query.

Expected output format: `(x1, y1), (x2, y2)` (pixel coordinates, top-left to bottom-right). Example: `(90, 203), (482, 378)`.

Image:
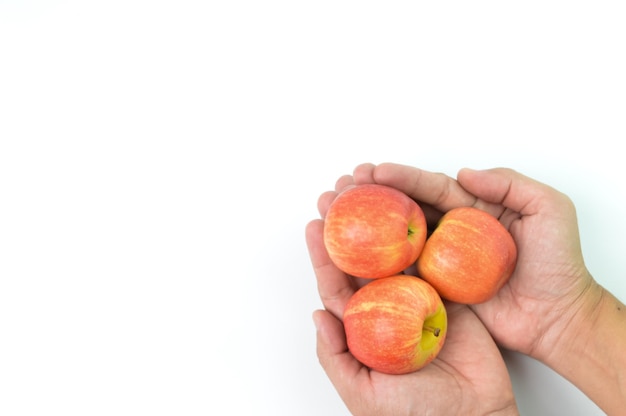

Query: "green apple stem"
(423, 325), (441, 337)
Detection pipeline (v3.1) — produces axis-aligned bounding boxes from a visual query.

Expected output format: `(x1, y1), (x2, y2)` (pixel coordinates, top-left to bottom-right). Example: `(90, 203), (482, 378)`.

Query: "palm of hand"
(377, 302), (515, 416)
(317, 299), (516, 416)
(471, 193), (592, 356)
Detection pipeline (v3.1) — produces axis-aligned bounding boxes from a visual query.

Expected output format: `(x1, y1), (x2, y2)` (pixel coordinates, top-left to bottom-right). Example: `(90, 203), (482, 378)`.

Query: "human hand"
(347, 163), (600, 363)
(305, 174), (518, 416)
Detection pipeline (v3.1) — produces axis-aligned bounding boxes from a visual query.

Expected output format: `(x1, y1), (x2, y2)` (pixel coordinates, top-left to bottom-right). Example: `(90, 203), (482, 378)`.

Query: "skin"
(307, 162), (626, 415)
(307, 169), (518, 415)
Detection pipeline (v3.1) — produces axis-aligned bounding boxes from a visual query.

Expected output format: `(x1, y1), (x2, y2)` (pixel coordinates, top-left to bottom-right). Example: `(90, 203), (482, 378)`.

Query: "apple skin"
(323, 184), (427, 279)
(343, 275), (447, 375)
(416, 206), (517, 304)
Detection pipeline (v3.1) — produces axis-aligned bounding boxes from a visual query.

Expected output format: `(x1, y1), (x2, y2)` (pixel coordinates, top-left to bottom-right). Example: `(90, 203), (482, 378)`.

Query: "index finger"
(356, 162), (479, 212)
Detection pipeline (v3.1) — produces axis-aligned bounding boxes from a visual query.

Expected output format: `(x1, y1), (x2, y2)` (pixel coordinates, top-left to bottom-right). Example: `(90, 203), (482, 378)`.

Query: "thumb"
(313, 310), (367, 405)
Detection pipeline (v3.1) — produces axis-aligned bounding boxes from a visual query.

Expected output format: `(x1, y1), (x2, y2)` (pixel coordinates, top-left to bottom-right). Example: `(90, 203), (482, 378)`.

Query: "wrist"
(536, 280), (626, 414)
(531, 273), (604, 366)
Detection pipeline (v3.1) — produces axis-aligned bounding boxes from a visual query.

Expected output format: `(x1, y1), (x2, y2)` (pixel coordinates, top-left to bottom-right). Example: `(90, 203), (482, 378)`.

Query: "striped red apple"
(417, 206), (517, 304)
(323, 184), (427, 279)
(343, 275), (447, 375)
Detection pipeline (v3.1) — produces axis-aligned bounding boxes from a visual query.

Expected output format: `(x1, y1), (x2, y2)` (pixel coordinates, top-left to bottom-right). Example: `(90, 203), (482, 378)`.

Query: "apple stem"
(423, 325), (441, 337)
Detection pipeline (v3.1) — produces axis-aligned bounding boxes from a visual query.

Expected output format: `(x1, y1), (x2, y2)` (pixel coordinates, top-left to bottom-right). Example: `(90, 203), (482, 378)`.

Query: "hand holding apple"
(343, 275), (447, 375)
(308, 202), (518, 414)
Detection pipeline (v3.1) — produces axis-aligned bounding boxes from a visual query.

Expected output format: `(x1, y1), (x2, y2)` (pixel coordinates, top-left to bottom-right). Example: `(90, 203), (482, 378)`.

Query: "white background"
(1, 1), (625, 415)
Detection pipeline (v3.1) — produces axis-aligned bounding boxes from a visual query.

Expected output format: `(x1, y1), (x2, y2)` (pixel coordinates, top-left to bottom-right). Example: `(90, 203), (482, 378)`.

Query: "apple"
(323, 184), (427, 279)
(416, 206), (517, 304)
(343, 275), (447, 374)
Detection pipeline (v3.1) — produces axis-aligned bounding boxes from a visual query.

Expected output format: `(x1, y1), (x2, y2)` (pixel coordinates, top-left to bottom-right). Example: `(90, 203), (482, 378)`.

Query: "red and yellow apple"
(343, 275), (447, 374)
(323, 184), (427, 279)
(416, 206), (517, 304)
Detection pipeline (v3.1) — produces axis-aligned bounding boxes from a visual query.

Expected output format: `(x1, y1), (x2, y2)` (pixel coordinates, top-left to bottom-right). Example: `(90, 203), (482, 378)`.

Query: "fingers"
(312, 309), (366, 399)
(456, 167), (573, 217)
(335, 174), (355, 192)
(317, 191), (337, 218)
(326, 163), (565, 220)
(356, 162), (478, 213)
(317, 174), (356, 218)
(306, 219), (356, 319)
(350, 162), (481, 226)
(352, 162), (377, 184)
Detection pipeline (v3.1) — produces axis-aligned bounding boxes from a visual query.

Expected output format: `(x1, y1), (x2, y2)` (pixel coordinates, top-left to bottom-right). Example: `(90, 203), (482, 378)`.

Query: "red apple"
(416, 206), (517, 304)
(343, 275), (447, 374)
(323, 184), (427, 279)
